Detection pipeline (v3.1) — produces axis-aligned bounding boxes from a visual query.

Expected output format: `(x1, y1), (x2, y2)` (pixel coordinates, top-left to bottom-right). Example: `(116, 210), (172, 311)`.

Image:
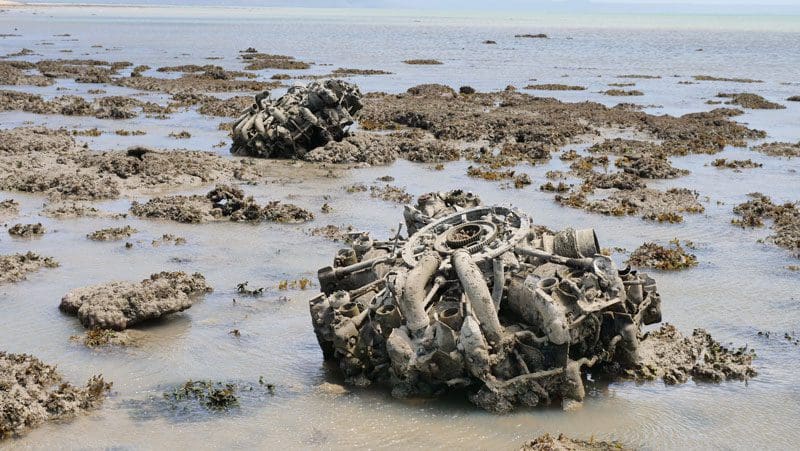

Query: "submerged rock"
(59, 271), (212, 330)
(0, 352), (111, 440)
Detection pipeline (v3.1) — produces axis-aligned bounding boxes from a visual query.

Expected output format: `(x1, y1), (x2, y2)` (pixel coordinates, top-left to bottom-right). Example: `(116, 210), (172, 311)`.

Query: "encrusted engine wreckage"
(230, 80), (362, 158)
(309, 194), (664, 412)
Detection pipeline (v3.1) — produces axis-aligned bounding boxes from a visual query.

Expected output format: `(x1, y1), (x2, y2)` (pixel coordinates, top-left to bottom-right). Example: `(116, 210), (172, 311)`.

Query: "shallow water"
(1, 5), (799, 450)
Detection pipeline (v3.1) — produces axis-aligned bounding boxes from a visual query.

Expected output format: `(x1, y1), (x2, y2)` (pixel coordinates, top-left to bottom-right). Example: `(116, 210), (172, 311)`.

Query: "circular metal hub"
(401, 205), (531, 267)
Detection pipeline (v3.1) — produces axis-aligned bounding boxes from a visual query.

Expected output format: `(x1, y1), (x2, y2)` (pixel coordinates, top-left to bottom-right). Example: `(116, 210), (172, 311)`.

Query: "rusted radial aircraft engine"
(309, 206), (662, 412)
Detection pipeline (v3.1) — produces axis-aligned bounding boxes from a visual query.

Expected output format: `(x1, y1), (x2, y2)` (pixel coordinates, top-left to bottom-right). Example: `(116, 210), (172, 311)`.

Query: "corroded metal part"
(308, 201), (662, 413)
(231, 79), (362, 158)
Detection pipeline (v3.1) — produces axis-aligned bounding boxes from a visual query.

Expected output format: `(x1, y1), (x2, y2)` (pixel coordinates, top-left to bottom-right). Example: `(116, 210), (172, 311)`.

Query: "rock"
(0, 352), (111, 440)
(59, 271), (213, 330)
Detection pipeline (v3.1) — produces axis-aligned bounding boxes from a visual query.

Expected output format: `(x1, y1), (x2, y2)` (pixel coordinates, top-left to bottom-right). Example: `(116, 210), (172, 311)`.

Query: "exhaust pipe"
(453, 250), (503, 345)
(400, 252), (441, 334)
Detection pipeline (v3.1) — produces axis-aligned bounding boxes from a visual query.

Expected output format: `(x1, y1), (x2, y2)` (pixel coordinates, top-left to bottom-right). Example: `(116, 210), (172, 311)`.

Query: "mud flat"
(0, 352), (111, 440)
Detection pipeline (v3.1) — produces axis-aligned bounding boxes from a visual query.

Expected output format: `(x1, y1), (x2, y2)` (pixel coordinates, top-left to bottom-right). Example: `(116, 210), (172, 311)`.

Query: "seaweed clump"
(0, 352), (111, 439)
(166, 380), (240, 411)
(626, 240), (698, 270)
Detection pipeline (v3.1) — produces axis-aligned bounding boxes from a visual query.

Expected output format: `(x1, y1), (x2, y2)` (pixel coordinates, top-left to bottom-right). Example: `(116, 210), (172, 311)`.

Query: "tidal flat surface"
(1, 5), (799, 450)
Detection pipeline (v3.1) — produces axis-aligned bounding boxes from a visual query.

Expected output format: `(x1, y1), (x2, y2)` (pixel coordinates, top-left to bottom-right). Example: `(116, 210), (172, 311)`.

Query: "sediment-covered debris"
(556, 187), (704, 222)
(627, 240), (698, 270)
(602, 89), (643, 96)
(130, 184), (314, 224)
(710, 158), (762, 169)
(87, 226), (137, 241)
(0, 61), (53, 87)
(0, 89), (171, 119)
(305, 129), (460, 165)
(403, 190), (482, 233)
(358, 86), (763, 159)
(0, 252), (59, 285)
(732, 192), (799, 256)
(0, 352), (111, 440)
(520, 433), (630, 451)
(0, 198), (19, 219)
(525, 84), (586, 91)
(630, 324), (756, 384)
(615, 154), (689, 179)
(717, 92), (785, 109)
(693, 75), (762, 83)
(0, 127), (269, 200)
(309, 197), (754, 412)
(59, 271), (212, 330)
(751, 141), (800, 158)
(8, 223), (45, 237)
(230, 80), (363, 159)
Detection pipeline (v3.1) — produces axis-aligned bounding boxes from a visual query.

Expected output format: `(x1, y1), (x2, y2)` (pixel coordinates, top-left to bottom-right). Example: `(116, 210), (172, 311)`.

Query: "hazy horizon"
(15, 0), (800, 15)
